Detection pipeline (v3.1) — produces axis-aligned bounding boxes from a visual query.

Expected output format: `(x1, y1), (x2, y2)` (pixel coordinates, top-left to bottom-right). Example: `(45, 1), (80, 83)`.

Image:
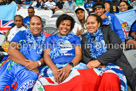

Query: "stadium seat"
(124, 50), (136, 72)
(43, 26), (58, 35)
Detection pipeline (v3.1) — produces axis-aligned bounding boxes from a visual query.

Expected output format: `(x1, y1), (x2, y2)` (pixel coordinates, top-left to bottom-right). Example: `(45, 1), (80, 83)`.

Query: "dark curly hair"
(56, 14), (75, 31)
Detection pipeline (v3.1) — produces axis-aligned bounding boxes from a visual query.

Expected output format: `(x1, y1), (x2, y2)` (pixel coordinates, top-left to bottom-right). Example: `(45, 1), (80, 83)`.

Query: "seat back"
(43, 27), (58, 35)
(0, 34), (6, 61)
(0, 34), (6, 46)
(124, 50), (136, 69)
(46, 18), (57, 25)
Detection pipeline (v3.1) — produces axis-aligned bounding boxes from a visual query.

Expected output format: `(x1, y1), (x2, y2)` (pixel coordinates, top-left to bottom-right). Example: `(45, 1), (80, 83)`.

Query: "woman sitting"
(81, 14), (136, 91)
(32, 14), (95, 91)
(0, 15), (46, 91)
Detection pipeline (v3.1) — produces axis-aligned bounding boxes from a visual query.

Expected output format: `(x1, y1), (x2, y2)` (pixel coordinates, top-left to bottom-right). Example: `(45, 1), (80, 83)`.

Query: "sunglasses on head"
(93, 5), (103, 11)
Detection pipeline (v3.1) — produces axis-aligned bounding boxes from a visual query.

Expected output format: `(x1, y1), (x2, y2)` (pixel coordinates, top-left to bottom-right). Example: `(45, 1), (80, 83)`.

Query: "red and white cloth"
(32, 68), (126, 91)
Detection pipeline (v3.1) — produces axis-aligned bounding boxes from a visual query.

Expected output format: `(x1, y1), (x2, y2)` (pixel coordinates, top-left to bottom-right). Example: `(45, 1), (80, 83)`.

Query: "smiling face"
(119, 2), (128, 12)
(29, 16), (42, 36)
(94, 6), (105, 16)
(58, 20), (71, 36)
(86, 16), (100, 33)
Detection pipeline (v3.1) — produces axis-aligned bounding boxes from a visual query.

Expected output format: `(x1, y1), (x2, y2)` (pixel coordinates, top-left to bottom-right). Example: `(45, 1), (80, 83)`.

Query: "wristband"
(69, 62), (74, 67)
(38, 61), (42, 66)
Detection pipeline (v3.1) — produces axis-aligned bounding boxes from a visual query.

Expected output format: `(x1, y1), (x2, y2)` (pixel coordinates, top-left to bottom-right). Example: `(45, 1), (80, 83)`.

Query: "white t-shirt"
(45, 1), (56, 9)
(31, 1), (37, 7)
(71, 23), (82, 35)
(7, 26), (26, 41)
(31, 1), (44, 8)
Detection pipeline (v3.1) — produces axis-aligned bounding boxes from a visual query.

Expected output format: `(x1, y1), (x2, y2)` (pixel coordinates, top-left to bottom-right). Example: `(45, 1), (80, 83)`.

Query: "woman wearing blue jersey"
(32, 14), (94, 91)
(0, 15), (46, 91)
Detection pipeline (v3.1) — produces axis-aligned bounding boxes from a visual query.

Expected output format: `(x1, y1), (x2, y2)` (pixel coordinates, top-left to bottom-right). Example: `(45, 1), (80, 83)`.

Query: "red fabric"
(42, 69), (121, 91)
(46, 78), (55, 84)
(43, 32), (51, 38)
(98, 73), (121, 91)
(43, 69), (101, 91)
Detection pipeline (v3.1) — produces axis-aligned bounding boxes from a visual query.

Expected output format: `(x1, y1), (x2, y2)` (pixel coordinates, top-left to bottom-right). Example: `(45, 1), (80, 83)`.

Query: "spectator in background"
(2, 15), (26, 52)
(0, 0), (6, 5)
(73, 6), (88, 35)
(55, 0), (64, 12)
(24, 6), (35, 28)
(84, 0), (95, 13)
(44, 0), (56, 13)
(63, 0), (76, 13)
(112, 5), (119, 14)
(24, 0), (32, 5)
(15, 0), (22, 4)
(130, 0), (136, 7)
(104, 1), (113, 13)
(104, 1), (119, 15)
(118, 1), (133, 12)
(53, 0), (58, 3)
(42, 0), (47, 8)
(118, 1), (136, 49)
(92, 2), (125, 43)
(6, 15), (26, 42)
(32, 0), (45, 9)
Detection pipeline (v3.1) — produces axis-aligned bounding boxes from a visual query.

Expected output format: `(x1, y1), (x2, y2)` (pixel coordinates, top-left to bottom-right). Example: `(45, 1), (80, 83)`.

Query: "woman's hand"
(52, 68), (61, 83)
(31, 68), (40, 75)
(25, 60), (39, 70)
(76, 30), (82, 36)
(57, 65), (72, 83)
(87, 60), (101, 68)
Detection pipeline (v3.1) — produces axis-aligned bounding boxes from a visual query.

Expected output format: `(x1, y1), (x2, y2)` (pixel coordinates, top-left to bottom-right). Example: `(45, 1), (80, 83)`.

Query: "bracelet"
(38, 61), (42, 66)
